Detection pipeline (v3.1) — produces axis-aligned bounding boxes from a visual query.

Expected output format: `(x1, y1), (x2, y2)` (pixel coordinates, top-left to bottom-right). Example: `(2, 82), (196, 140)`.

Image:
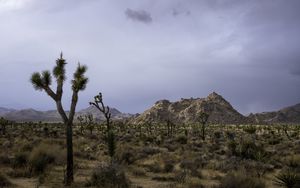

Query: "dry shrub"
(217, 172), (266, 188)
(29, 143), (62, 174)
(86, 163), (130, 188)
(130, 166), (146, 176)
(13, 151), (29, 168)
(186, 178), (205, 188)
(0, 173), (13, 187)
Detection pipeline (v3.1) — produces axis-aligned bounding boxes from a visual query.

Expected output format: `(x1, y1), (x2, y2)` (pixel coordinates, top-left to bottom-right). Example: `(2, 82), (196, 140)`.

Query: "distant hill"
(131, 92), (247, 125)
(0, 107), (16, 116)
(248, 103), (300, 124)
(1, 106), (132, 122)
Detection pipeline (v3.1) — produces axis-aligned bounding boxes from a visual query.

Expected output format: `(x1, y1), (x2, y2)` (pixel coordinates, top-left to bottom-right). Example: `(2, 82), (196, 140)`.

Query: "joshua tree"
(30, 53), (88, 185)
(89, 92), (111, 132)
(85, 114), (95, 135)
(89, 93), (116, 163)
(197, 112), (209, 141)
(77, 115), (85, 135)
(0, 117), (8, 135)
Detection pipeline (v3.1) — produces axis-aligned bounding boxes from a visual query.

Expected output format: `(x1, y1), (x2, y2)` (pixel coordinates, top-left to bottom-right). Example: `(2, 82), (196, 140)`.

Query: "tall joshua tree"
(30, 53), (88, 185)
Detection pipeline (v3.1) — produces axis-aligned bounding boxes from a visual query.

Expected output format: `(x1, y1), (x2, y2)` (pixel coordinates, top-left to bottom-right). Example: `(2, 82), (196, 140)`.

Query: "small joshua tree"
(77, 115), (85, 135)
(30, 53), (88, 185)
(198, 112), (209, 141)
(89, 93), (115, 163)
(85, 114), (95, 135)
(0, 117), (8, 135)
(89, 92), (111, 132)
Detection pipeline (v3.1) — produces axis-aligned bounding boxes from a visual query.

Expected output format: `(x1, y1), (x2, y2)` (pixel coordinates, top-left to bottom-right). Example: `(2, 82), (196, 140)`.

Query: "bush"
(116, 145), (136, 165)
(238, 140), (265, 160)
(0, 173), (12, 187)
(218, 172), (266, 188)
(87, 163), (130, 188)
(163, 159), (175, 173)
(13, 151), (29, 168)
(28, 144), (58, 174)
(176, 135), (188, 144)
(273, 170), (300, 188)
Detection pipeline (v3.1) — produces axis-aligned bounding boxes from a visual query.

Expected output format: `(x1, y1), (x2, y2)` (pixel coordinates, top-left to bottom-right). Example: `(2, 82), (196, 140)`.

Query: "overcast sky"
(0, 0), (300, 115)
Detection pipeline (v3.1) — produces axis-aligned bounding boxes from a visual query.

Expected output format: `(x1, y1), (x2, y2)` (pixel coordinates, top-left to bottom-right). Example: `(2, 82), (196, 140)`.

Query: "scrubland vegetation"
(0, 120), (300, 187)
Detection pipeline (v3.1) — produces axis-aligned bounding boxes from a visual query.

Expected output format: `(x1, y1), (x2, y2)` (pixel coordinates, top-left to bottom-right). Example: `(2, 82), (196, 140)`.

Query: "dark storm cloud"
(125, 8), (152, 23)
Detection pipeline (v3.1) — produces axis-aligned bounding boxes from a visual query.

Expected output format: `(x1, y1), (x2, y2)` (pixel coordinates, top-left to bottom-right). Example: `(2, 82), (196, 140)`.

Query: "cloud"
(125, 8), (152, 23)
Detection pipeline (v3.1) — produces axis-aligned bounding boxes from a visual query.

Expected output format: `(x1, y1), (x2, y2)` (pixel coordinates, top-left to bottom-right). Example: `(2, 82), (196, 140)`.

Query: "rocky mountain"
(248, 103), (300, 124)
(1, 106), (132, 122)
(131, 92), (247, 125)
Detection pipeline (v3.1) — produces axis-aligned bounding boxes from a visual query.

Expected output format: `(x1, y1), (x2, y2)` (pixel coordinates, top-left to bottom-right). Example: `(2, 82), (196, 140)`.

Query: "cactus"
(30, 53), (88, 185)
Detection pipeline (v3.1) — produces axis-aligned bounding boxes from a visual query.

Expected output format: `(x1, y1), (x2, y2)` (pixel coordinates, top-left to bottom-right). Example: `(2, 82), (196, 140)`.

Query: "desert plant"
(77, 115), (85, 135)
(107, 130), (116, 162)
(218, 172), (266, 188)
(13, 151), (29, 168)
(0, 173), (12, 187)
(197, 112), (209, 141)
(87, 163), (130, 188)
(89, 92), (111, 132)
(30, 53), (88, 185)
(273, 170), (300, 188)
(28, 144), (57, 174)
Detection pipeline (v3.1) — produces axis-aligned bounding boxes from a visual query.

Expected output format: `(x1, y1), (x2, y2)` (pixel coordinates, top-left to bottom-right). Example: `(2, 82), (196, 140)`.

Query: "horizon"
(1, 0), (300, 114)
(0, 91), (299, 116)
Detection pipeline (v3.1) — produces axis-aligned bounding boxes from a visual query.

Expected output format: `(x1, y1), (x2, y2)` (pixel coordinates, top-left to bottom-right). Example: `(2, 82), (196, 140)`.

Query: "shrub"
(218, 172), (266, 188)
(116, 145), (136, 165)
(238, 140), (265, 160)
(0, 154), (11, 165)
(176, 134), (188, 144)
(186, 178), (205, 188)
(163, 159), (175, 173)
(130, 167), (146, 176)
(87, 163), (130, 188)
(13, 151), (29, 168)
(0, 173), (12, 187)
(29, 144), (58, 174)
(227, 140), (237, 156)
(273, 170), (300, 188)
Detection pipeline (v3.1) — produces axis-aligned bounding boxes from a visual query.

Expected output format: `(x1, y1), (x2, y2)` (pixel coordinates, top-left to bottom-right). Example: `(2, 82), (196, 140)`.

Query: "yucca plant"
(273, 170), (300, 188)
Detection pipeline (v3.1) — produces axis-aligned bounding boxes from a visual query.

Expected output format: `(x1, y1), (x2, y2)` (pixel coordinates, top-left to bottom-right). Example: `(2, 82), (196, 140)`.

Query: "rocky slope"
(131, 92), (247, 125)
(248, 103), (300, 124)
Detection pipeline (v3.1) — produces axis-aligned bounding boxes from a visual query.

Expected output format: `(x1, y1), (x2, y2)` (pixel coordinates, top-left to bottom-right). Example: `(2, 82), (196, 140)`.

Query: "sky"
(0, 0), (300, 115)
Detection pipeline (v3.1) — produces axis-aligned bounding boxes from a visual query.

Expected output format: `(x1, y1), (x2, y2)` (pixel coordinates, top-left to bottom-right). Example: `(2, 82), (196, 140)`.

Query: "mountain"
(0, 107), (16, 116)
(76, 106), (132, 121)
(131, 92), (247, 125)
(1, 106), (132, 122)
(248, 103), (300, 124)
